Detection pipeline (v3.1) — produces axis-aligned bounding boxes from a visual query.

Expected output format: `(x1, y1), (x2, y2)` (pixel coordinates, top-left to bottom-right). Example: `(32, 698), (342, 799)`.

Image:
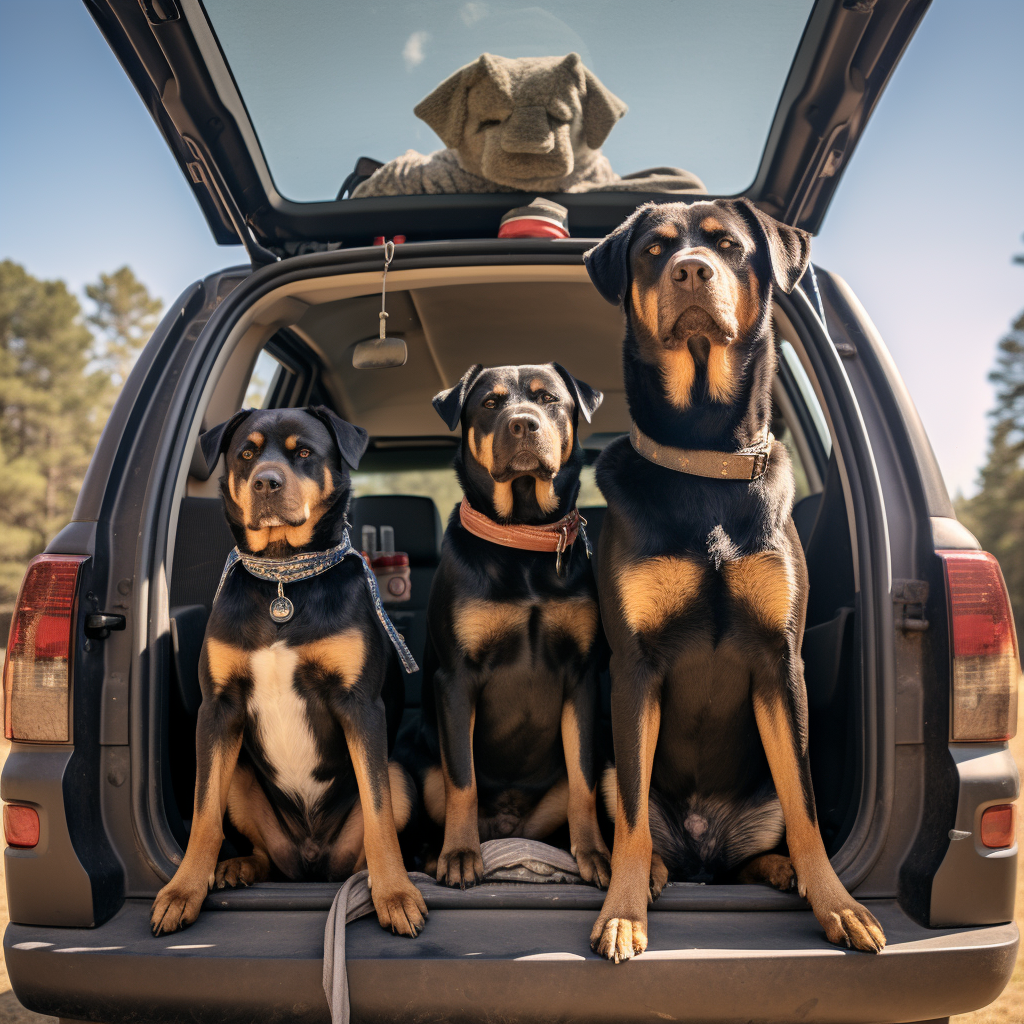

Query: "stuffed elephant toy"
(352, 53), (704, 198)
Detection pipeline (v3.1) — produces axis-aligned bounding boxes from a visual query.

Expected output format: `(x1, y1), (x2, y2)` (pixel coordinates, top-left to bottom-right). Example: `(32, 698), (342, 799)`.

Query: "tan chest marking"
(205, 638), (249, 696)
(706, 342), (738, 404)
(543, 598), (599, 651)
(298, 628), (366, 688)
(722, 552), (794, 630)
(617, 556), (705, 634)
(454, 601), (530, 659)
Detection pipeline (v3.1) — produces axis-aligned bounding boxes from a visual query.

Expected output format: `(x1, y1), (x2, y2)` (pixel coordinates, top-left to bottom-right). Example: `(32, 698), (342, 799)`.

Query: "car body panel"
(5, 897), (1018, 1024)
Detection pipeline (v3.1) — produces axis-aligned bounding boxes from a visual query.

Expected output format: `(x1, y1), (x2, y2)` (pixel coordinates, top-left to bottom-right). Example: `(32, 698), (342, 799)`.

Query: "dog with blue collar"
(151, 405), (427, 939)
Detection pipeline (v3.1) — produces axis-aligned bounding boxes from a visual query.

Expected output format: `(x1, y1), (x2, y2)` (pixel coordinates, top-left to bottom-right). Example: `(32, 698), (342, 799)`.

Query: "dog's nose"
(251, 467), (284, 493)
(672, 255), (716, 290)
(508, 412), (541, 438)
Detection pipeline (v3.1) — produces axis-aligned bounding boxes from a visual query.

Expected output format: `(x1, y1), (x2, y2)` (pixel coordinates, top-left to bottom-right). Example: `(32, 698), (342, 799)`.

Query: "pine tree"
(957, 236), (1024, 627)
(86, 266), (162, 387)
(0, 262), (162, 608)
(0, 261), (106, 602)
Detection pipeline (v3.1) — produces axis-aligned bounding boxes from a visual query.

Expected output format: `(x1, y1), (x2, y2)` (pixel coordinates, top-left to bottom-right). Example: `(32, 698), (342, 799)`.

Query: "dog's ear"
(308, 406), (369, 471)
(415, 53), (511, 149)
(551, 363), (603, 424)
(729, 198), (811, 294)
(199, 409), (253, 476)
(583, 203), (654, 306)
(577, 57), (627, 150)
(433, 364), (485, 431)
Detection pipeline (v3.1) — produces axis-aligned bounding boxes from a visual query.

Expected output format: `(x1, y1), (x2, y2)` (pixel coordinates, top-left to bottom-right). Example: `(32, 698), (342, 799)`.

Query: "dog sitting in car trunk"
(150, 406), (427, 938)
(410, 363), (611, 888)
(583, 199), (886, 961)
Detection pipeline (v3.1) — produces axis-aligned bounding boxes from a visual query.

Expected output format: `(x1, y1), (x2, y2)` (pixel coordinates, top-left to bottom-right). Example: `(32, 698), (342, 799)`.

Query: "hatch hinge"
(182, 137), (280, 269)
(893, 579), (929, 632)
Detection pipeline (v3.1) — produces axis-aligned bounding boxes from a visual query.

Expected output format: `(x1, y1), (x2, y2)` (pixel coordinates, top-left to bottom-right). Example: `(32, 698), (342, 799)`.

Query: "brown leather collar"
(459, 498), (585, 570)
(630, 422), (774, 481)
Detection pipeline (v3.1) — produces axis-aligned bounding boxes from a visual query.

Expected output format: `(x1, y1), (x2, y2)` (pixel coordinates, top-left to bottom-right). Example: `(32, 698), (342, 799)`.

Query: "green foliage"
(0, 261), (161, 606)
(86, 266), (162, 386)
(956, 236), (1024, 628)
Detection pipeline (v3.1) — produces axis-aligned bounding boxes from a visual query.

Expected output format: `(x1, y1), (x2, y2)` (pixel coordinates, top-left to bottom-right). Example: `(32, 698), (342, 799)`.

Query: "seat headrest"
(349, 495), (443, 566)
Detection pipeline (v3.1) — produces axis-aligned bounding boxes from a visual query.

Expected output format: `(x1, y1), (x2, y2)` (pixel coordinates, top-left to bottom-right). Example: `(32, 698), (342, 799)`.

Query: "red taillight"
(980, 804), (1016, 849)
(2, 555), (87, 743)
(3, 804), (39, 848)
(938, 551), (1021, 742)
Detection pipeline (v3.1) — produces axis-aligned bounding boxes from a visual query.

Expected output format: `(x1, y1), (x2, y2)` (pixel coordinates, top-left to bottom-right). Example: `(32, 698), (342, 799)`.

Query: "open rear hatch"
(85, 0), (929, 256)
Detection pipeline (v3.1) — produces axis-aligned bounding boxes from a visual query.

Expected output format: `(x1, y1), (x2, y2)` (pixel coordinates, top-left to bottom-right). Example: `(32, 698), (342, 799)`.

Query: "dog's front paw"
(574, 841), (612, 889)
(214, 855), (269, 890)
(372, 880), (428, 937)
(437, 845), (484, 889)
(590, 913), (648, 963)
(816, 895), (886, 953)
(151, 877), (208, 936)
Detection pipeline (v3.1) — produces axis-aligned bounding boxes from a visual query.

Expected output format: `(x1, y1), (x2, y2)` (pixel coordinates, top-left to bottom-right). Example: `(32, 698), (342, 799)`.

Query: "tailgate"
(5, 886), (1017, 1024)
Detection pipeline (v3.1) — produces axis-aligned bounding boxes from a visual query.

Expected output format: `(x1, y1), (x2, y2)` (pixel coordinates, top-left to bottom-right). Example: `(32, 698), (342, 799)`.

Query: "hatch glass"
(200, 0), (814, 202)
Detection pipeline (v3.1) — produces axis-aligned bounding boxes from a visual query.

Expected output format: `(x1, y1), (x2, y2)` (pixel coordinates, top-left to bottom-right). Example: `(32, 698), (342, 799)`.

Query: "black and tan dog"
(414, 363), (611, 888)
(583, 199), (886, 961)
(151, 406), (427, 938)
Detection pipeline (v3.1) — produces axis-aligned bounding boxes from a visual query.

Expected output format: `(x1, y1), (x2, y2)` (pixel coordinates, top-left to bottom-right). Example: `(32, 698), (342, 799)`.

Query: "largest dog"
(151, 406), (426, 938)
(583, 199), (886, 961)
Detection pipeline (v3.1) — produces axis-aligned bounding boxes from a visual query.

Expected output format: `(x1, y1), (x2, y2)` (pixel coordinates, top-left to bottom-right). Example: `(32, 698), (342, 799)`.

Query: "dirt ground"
(0, 736), (1021, 1024)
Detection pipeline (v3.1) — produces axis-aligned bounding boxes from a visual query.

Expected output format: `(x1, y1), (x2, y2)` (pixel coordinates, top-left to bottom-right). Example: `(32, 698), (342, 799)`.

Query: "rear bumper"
(6, 892), (1017, 1024)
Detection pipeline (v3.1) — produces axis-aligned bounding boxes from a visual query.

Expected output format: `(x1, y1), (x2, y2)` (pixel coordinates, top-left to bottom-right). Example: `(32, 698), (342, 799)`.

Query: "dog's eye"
(242, 450), (254, 460)
(647, 244), (662, 256)
(718, 237), (735, 250)
(540, 392), (558, 403)
(298, 448), (310, 458)
(482, 398), (497, 409)
(478, 119), (502, 132)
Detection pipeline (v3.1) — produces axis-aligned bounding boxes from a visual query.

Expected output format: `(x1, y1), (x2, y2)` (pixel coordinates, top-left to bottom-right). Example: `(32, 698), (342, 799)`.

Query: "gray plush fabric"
(352, 53), (705, 198)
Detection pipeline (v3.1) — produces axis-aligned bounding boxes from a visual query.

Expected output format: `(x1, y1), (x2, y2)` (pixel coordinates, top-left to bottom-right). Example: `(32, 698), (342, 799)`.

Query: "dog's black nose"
(673, 255), (716, 288)
(251, 467), (284, 493)
(508, 413), (541, 438)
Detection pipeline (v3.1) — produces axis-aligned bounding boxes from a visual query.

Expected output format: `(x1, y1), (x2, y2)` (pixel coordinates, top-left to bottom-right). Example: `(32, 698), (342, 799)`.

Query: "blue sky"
(1, 0), (1022, 498)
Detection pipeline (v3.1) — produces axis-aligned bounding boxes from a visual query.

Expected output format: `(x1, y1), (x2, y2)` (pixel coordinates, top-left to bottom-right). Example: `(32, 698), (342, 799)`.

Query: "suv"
(2, 1), (1019, 1022)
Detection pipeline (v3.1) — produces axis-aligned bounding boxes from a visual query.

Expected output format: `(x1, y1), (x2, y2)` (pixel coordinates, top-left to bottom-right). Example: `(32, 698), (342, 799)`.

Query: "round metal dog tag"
(269, 596), (294, 623)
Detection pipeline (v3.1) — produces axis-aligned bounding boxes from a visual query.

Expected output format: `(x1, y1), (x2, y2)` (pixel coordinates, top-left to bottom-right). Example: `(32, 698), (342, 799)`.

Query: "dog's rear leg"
(600, 765), (668, 899)
(216, 762), (279, 888)
(328, 761), (418, 878)
(562, 685), (612, 888)
(737, 853), (796, 892)
(591, 658), (661, 963)
(151, 686), (244, 935)
(339, 700), (427, 937)
(752, 644), (885, 952)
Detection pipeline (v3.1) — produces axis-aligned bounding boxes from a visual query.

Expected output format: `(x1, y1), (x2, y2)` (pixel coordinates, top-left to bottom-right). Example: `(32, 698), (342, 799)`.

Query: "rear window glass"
(200, 0), (814, 202)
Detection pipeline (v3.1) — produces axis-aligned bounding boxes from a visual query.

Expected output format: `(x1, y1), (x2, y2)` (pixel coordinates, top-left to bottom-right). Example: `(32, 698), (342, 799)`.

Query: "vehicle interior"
(160, 265), (862, 875)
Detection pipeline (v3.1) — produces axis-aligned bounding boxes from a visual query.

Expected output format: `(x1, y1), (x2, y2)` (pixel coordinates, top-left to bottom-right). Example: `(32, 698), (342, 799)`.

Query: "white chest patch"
(247, 642), (329, 809)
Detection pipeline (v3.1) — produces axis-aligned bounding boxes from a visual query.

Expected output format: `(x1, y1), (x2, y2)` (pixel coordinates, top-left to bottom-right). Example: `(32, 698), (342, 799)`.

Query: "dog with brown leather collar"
(403, 362), (612, 890)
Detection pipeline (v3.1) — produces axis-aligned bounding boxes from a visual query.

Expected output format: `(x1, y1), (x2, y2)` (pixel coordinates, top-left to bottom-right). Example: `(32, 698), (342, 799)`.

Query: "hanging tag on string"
(351, 239), (409, 369)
